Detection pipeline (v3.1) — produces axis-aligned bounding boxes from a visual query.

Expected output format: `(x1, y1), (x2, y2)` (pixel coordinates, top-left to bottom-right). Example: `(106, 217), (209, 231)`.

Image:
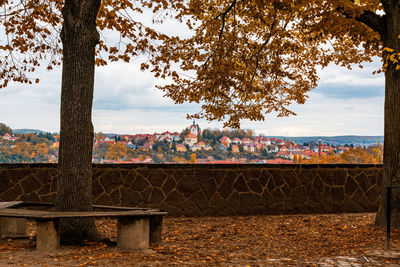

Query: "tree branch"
(215, 0), (237, 42)
(336, 4), (384, 35)
(203, 0), (238, 68)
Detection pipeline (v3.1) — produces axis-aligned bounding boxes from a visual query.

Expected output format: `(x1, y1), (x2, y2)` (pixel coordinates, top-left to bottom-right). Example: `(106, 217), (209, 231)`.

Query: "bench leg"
(36, 220), (59, 252)
(0, 218), (27, 237)
(149, 215), (163, 244)
(117, 217), (149, 249)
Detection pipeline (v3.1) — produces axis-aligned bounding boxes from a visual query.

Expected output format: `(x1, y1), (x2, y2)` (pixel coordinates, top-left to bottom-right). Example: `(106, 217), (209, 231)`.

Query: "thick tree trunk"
(375, 3), (400, 227)
(56, 0), (101, 243)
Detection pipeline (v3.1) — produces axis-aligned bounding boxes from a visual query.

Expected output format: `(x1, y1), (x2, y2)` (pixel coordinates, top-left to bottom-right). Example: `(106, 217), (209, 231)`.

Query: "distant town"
(0, 121), (383, 164)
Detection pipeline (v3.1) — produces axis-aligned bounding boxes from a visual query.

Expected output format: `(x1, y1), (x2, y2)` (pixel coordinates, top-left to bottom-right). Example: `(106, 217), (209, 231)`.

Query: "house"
(192, 141), (206, 151)
(243, 143), (257, 152)
(197, 141), (206, 148)
(126, 142), (136, 149)
(204, 144), (213, 151)
(216, 143), (227, 152)
(277, 151), (291, 159)
(219, 136), (231, 147)
(241, 138), (253, 145)
(142, 142), (153, 150)
(159, 131), (172, 141)
(184, 133), (197, 146)
(144, 156), (153, 163)
(320, 144), (335, 152)
(302, 150), (319, 159)
(280, 146), (288, 152)
(171, 132), (181, 141)
(268, 145), (279, 153)
(2, 133), (18, 141)
(231, 144), (240, 153)
(253, 136), (263, 143)
(275, 139), (285, 146)
(96, 137), (115, 145)
(260, 137), (272, 145)
(232, 137), (241, 144)
(191, 143), (201, 151)
(288, 145), (301, 152)
(153, 133), (161, 139)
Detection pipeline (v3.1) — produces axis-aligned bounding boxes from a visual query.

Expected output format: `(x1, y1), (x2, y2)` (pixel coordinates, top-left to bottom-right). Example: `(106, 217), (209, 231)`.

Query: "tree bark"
(56, 0), (101, 243)
(375, 2), (400, 227)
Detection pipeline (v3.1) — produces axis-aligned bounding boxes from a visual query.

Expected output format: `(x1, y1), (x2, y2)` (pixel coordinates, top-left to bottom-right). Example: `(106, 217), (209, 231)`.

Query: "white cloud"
(0, 32), (385, 137)
(247, 94), (383, 136)
(317, 59), (384, 87)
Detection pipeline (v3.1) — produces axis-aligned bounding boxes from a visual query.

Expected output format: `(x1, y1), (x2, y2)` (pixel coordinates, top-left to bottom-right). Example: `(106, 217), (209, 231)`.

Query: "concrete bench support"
(0, 218), (27, 237)
(36, 220), (60, 252)
(149, 215), (163, 244)
(117, 217), (149, 249)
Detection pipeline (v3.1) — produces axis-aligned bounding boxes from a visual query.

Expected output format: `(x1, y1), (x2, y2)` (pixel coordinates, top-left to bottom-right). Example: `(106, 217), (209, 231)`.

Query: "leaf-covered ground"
(1, 213), (400, 266)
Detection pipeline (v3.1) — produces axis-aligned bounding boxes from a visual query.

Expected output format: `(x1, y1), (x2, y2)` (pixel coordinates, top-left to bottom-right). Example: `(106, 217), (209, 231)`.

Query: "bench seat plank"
(0, 201), (24, 209)
(0, 208), (166, 219)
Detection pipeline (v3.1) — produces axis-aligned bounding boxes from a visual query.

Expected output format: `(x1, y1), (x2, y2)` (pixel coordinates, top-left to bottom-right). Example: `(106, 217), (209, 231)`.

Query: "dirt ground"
(1, 213), (400, 266)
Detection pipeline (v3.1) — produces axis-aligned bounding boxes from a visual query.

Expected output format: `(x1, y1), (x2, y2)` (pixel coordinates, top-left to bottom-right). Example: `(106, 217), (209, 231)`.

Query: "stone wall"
(0, 164), (382, 216)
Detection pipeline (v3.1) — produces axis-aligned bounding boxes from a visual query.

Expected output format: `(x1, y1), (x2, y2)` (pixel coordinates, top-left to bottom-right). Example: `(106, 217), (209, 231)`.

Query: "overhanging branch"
(337, 4), (384, 36)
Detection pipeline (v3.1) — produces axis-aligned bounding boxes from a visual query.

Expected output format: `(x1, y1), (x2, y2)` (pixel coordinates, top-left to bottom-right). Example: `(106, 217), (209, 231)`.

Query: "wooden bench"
(0, 205), (167, 252)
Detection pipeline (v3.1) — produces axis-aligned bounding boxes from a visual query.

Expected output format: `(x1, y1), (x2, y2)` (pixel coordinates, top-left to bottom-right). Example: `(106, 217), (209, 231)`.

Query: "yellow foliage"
(190, 153), (197, 163)
(105, 143), (127, 161)
(293, 154), (298, 163)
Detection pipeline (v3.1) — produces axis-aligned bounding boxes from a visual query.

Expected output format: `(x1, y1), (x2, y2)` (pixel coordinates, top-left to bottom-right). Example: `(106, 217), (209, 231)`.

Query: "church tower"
(189, 119), (201, 136)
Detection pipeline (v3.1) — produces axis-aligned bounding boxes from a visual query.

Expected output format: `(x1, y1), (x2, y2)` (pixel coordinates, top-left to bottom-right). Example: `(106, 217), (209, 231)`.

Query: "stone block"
(176, 177), (201, 198)
(117, 217), (149, 249)
(198, 178), (217, 200)
(0, 218), (27, 237)
(247, 179), (263, 194)
(190, 191), (209, 211)
(162, 177), (177, 196)
(148, 188), (165, 203)
(345, 176), (358, 196)
(218, 177), (234, 199)
(131, 176), (150, 192)
(100, 170), (123, 193)
(36, 220), (60, 252)
(332, 187), (345, 202)
(291, 186), (308, 203)
(233, 175), (250, 193)
(20, 174), (42, 193)
(149, 169), (168, 187)
(121, 190), (142, 206)
(333, 169), (347, 186)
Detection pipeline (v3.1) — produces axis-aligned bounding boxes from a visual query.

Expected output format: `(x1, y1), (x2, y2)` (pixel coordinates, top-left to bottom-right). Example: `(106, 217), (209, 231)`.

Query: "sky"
(0, 12), (385, 137)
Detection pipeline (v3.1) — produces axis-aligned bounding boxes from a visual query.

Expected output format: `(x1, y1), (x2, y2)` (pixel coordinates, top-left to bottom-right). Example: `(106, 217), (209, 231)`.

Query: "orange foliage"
(0, 1), (387, 129)
(105, 143), (127, 161)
